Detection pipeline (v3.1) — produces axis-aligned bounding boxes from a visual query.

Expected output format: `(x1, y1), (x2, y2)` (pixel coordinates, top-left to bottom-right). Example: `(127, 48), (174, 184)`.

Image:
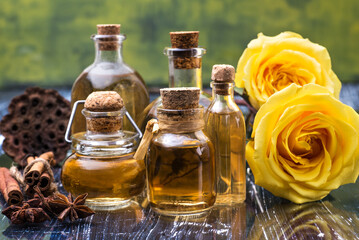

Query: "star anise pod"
(47, 193), (95, 222)
(25, 185), (55, 214)
(2, 202), (51, 224)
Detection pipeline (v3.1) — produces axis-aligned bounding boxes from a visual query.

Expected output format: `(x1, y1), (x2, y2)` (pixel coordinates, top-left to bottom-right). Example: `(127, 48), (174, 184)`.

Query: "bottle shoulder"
(87, 62), (134, 76)
(69, 131), (139, 156)
(72, 68), (147, 92)
(205, 101), (246, 132)
(152, 130), (211, 148)
(207, 99), (243, 115)
(199, 94), (212, 109)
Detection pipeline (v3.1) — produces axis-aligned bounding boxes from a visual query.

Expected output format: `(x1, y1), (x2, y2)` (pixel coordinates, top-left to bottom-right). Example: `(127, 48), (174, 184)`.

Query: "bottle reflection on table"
(146, 202), (247, 239)
(248, 201), (359, 240)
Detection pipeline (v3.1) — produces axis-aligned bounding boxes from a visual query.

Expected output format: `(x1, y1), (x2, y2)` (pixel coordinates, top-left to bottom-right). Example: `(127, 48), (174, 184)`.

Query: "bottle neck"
(168, 64), (203, 89)
(82, 108), (125, 137)
(164, 48), (206, 90)
(157, 107), (205, 133)
(211, 82), (236, 104)
(71, 108), (139, 156)
(92, 34), (126, 64)
(94, 46), (123, 64)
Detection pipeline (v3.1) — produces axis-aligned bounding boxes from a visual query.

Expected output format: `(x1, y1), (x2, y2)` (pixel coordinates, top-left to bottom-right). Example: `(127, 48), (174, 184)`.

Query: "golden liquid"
(61, 153), (145, 204)
(147, 136), (216, 215)
(205, 111), (246, 204)
(71, 71), (149, 134)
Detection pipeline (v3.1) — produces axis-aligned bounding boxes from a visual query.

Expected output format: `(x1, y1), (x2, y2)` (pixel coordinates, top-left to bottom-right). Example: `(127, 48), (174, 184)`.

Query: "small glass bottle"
(62, 91), (146, 210)
(204, 65), (246, 205)
(139, 31), (211, 131)
(71, 24), (149, 134)
(147, 87), (216, 215)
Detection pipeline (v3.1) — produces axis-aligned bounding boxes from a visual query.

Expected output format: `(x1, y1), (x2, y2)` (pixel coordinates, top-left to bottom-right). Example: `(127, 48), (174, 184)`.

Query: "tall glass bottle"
(139, 31), (211, 131)
(71, 24), (149, 134)
(204, 65), (246, 205)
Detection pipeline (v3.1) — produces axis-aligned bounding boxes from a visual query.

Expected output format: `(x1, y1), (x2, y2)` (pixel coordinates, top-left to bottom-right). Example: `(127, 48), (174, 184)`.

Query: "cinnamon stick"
(26, 156), (36, 165)
(38, 172), (51, 192)
(0, 168), (23, 205)
(24, 156), (37, 186)
(24, 152), (54, 186)
(25, 184), (35, 198)
(38, 152), (55, 167)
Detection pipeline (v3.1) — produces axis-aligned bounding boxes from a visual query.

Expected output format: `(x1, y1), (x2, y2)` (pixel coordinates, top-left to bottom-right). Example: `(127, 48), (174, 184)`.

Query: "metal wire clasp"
(65, 100), (143, 143)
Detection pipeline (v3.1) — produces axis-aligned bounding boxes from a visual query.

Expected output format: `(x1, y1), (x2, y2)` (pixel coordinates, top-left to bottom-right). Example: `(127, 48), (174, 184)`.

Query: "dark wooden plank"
(0, 167), (358, 239)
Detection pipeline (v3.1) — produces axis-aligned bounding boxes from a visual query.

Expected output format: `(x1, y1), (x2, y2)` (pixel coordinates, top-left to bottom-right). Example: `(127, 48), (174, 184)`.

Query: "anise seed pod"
(48, 192), (95, 222)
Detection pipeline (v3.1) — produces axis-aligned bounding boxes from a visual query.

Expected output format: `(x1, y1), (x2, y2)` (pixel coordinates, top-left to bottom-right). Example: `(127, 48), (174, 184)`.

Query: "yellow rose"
(246, 83), (359, 203)
(235, 32), (341, 110)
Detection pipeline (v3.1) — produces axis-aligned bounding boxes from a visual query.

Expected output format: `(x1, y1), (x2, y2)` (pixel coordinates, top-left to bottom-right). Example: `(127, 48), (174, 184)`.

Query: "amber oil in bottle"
(62, 153), (144, 200)
(204, 65), (246, 205)
(62, 91), (145, 210)
(147, 87), (216, 215)
(71, 24), (149, 134)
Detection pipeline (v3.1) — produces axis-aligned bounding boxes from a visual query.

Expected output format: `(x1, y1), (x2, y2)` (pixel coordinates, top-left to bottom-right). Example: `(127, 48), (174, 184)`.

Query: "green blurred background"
(0, 0), (358, 89)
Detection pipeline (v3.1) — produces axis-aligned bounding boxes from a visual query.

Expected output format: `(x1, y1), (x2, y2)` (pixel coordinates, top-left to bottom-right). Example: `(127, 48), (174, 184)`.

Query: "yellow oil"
(71, 71), (149, 134)
(147, 138), (216, 215)
(61, 152), (145, 204)
(205, 111), (246, 204)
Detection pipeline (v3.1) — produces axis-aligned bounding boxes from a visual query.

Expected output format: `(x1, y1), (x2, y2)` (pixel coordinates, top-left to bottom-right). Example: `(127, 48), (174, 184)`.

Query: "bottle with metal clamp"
(62, 91), (144, 210)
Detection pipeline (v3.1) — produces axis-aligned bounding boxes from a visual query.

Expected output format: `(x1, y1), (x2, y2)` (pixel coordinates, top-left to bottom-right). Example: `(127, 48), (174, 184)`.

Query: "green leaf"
(234, 87), (244, 95)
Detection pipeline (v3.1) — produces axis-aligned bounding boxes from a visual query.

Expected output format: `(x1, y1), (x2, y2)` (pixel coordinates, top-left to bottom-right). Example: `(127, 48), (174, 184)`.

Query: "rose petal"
(235, 32), (341, 110)
(246, 83), (359, 203)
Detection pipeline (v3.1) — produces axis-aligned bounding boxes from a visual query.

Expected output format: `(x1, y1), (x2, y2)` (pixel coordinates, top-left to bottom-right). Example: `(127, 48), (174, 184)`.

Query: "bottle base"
(215, 195), (246, 206)
(86, 197), (132, 211)
(150, 202), (213, 216)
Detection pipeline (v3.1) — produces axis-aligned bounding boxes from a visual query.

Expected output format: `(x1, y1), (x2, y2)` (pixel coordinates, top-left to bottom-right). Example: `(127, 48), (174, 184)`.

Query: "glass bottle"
(204, 65), (246, 205)
(147, 87), (216, 215)
(71, 24), (149, 134)
(62, 91), (146, 210)
(139, 31), (211, 131)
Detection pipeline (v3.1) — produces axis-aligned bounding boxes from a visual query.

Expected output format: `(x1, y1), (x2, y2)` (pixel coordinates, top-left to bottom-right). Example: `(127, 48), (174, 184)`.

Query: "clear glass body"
(138, 48), (211, 131)
(147, 108), (216, 215)
(71, 34), (149, 134)
(204, 82), (246, 205)
(61, 109), (144, 210)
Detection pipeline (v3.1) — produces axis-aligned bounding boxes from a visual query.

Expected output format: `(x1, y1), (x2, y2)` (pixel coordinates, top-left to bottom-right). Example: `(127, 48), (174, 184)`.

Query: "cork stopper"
(170, 31), (199, 48)
(97, 24), (121, 35)
(158, 87), (203, 130)
(211, 64), (235, 82)
(211, 64), (235, 95)
(84, 91), (124, 133)
(85, 91), (124, 112)
(96, 24), (121, 51)
(160, 87), (200, 109)
(169, 31), (201, 69)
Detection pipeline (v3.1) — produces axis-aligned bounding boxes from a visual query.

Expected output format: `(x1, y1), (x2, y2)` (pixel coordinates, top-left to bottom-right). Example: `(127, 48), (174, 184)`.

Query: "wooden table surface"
(0, 162), (358, 240)
(0, 86), (359, 239)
